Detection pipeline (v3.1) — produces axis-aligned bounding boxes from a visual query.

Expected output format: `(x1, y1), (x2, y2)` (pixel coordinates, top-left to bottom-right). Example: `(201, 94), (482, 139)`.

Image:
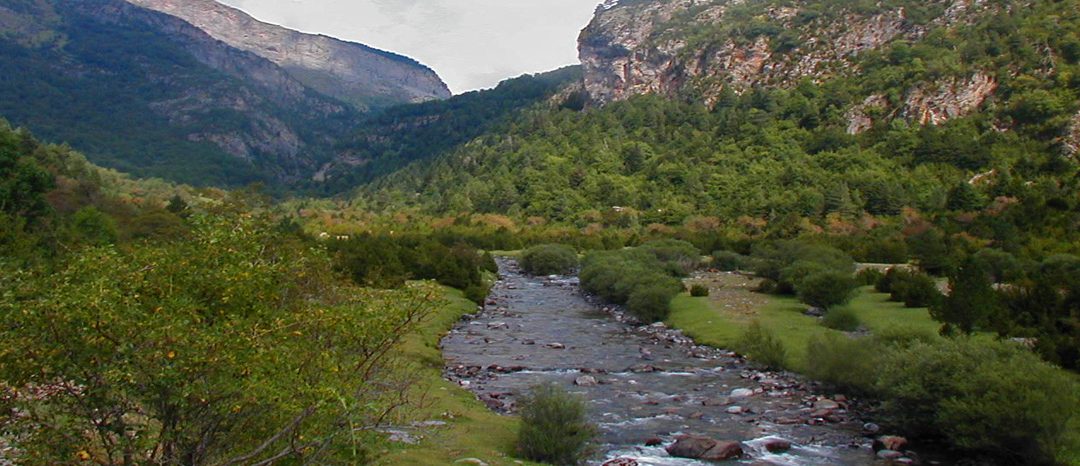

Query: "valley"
(1, 0), (1079, 465)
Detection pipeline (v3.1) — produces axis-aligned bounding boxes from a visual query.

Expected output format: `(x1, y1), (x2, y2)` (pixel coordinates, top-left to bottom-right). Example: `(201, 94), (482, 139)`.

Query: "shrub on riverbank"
(521, 244), (579, 276)
(805, 334), (1079, 464)
(736, 321), (787, 370)
(797, 271), (858, 309)
(517, 384), (596, 465)
(690, 284), (710, 297)
(580, 243), (691, 323)
(821, 306), (861, 331)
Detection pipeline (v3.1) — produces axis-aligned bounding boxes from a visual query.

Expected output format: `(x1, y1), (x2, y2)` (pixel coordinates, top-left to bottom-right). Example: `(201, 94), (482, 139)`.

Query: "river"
(441, 258), (882, 465)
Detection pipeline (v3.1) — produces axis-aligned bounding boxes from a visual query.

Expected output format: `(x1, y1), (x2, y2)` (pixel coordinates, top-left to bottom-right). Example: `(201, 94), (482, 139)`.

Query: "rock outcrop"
(579, 0), (999, 129)
(125, 0), (450, 110)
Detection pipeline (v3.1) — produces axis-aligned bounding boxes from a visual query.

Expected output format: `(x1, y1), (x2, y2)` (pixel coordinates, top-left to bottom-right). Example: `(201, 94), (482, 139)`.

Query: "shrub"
(639, 239), (701, 276)
(856, 267), (885, 286)
(876, 339), (1079, 464)
(752, 278), (778, 294)
(689, 284), (710, 297)
(736, 321), (787, 370)
(711, 250), (748, 271)
(520, 244), (579, 276)
(517, 384), (596, 465)
(889, 270), (941, 308)
(822, 306), (861, 331)
(805, 333), (879, 394)
(628, 283), (680, 323)
(796, 271), (858, 309)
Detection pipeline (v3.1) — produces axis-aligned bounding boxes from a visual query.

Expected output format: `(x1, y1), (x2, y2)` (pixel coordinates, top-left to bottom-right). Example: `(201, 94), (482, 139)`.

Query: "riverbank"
(667, 271), (1080, 463)
(377, 287), (540, 466)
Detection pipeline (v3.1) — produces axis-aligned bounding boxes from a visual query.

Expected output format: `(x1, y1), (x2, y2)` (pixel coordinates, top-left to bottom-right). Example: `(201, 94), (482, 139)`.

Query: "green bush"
(855, 268), (884, 286)
(876, 339), (1079, 464)
(711, 250), (748, 271)
(889, 270), (941, 308)
(821, 306), (861, 331)
(689, 284), (710, 297)
(628, 283), (680, 323)
(638, 239), (702, 276)
(796, 271), (858, 309)
(520, 244), (579, 276)
(736, 321), (787, 370)
(517, 384), (596, 465)
(805, 333), (879, 394)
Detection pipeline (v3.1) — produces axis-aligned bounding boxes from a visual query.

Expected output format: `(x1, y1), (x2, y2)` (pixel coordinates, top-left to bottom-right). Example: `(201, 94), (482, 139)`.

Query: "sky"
(217, 0), (602, 94)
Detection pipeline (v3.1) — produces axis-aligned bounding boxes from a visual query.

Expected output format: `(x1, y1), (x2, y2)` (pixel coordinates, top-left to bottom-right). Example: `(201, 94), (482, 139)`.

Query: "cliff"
(578, 0), (1007, 132)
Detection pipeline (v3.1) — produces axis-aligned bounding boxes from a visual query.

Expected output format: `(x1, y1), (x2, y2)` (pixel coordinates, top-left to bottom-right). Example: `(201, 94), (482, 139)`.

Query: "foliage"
(0, 214), (440, 465)
(516, 384), (596, 466)
(329, 234), (493, 302)
(711, 250), (749, 271)
(881, 268), (942, 308)
(689, 284), (710, 297)
(855, 267), (885, 286)
(579, 246), (686, 322)
(931, 260), (1000, 335)
(821, 306), (861, 331)
(520, 243), (579, 276)
(736, 321), (787, 370)
(797, 271), (858, 310)
(876, 339), (1079, 464)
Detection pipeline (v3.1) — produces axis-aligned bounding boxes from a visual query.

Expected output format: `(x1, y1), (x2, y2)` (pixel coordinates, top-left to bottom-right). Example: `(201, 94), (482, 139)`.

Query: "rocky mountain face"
(0, 0), (449, 186)
(579, 0), (1004, 133)
(125, 0), (450, 111)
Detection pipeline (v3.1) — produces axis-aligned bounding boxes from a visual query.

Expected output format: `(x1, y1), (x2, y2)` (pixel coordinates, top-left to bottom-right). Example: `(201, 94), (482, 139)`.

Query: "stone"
(453, 459), (489, 466)
(876, 449), (904, 460)
(546, 342), (566, 349)
(804, 307), (826, 317)
(630, 364), (660, 373)
(644, 437), (664, 447)
(688, 411), (705, 419)
(666, 436), (743, 461)
(602, 459), (638, 466)
(702, 398), (730, 407)
(813, 399), (841, 410)
(873, 435), (909, 452)
(862, 422), (882, 435)
(762, 437), (792, 453)
(730, 388), (754, 398)
(725, 406), (744, 415)
(574, 376), (598, 387)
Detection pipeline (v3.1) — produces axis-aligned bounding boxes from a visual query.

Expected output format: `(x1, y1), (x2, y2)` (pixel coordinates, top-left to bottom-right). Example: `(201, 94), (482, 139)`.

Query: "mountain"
(0, 0), (447, 187)
(309, 66), (583, 194)
(363, 0), (1079, 224)
(125, 0), (450, 111)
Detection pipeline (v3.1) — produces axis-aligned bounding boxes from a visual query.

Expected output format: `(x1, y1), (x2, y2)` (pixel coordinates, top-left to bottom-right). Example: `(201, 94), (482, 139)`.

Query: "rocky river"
(441, 259), (911, 465)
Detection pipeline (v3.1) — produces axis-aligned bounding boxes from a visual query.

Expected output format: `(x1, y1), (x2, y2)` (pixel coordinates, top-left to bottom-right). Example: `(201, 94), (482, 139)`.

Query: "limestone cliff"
(125, 0), (450, 110)
(579, 0), (1002, 131)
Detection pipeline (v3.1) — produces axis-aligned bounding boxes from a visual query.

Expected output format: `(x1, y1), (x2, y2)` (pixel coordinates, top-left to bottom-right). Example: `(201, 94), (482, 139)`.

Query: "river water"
(441, 259), (881, 465)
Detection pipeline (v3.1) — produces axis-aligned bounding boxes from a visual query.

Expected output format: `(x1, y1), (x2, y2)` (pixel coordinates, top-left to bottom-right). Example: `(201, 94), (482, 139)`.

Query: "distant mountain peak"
(124, 0), (451, 110)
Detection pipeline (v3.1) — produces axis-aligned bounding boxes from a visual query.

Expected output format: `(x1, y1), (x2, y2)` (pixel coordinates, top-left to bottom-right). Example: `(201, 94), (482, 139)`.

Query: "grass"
(668, 281), (942, 371)
(377, 287), (540, 466)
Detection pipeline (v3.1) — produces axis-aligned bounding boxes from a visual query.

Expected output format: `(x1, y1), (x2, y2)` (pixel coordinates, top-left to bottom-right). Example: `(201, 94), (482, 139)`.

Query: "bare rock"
(873, 435), (909, 452)
(666, 436), (744, 461)
(574, 375), (599, 387)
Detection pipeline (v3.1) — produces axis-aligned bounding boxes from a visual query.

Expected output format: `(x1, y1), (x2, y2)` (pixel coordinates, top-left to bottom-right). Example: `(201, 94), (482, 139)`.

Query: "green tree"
(931, 260), (999, 335)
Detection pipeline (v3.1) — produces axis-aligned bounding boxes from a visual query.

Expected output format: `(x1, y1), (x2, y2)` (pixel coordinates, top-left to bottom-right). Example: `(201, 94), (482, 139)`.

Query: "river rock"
(546, 342), (566, 349)
(876, 449), (904, 460)
(602, 459), (638, 466)
(644, 437), (663, 446)
(762, 437), (792, 452)
(863, 422), (882, 435)
(666, 436), (743, 461)
(730, 388), (754, 398)
(702, 397), (730, 406)
(574, 375), (598, 387)
(453, 459), (488, 466)
(630, 364), (660, 373)
(725, 406), (745, 414)
(813, 399), (841, 410)
(874, 435), (908, 452)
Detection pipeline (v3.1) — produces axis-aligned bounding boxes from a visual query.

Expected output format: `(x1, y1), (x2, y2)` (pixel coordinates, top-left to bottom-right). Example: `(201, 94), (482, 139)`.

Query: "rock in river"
(666, 435), (744, 461)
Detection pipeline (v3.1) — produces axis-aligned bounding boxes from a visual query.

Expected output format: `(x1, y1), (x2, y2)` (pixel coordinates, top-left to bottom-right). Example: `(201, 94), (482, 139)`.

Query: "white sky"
(217, 0), (601, 94)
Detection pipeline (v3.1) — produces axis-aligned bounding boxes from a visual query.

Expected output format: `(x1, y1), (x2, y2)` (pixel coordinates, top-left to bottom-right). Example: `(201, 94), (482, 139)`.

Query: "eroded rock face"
(579, 0), (998, 128)
(1065, 112), (1080, 157)
(125, 0), (450, 110)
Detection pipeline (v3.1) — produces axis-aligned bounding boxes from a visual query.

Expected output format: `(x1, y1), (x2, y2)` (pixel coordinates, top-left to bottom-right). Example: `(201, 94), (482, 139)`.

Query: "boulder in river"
(602, 459), (639, 466)
(730, 388), (754, 398)
(762, 437), (792, 452)
(546, 342), (566, 349)
(666, 435), (744, 461)
(813, 399), (841, 410)
(574, 375), (599, 387)
(644, 437), (663, 446)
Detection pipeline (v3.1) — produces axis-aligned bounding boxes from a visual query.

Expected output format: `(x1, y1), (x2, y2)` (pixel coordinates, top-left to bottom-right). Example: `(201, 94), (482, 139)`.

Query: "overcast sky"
(217, 0), (601, 94)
